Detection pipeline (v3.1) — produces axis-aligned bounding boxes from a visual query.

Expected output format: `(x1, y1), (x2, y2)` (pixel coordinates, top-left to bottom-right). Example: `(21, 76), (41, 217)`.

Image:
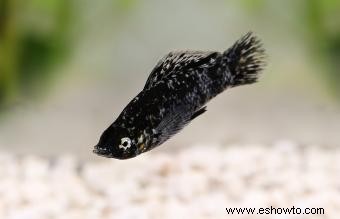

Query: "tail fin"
(223, 32), (266, 87)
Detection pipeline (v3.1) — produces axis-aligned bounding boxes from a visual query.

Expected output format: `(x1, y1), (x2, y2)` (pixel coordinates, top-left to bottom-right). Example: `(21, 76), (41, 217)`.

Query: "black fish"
(94, 32), (266, 159)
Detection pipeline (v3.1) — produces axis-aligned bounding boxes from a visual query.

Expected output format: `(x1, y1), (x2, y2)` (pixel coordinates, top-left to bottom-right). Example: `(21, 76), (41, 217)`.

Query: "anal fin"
(190, 106), (207, 120)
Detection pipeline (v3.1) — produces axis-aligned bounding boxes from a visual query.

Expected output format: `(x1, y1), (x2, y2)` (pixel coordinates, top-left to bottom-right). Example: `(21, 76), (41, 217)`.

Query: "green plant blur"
(303, 0), (340, 96)
(0, 0), (72, 107)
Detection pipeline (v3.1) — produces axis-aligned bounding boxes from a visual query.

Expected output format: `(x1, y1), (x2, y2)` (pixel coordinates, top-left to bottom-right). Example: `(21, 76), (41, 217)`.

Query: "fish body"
(94, 32), (266, 159)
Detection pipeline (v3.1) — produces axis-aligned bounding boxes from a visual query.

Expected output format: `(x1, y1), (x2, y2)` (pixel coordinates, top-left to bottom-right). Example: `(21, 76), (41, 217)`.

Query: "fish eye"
(119, 137), (131, 150)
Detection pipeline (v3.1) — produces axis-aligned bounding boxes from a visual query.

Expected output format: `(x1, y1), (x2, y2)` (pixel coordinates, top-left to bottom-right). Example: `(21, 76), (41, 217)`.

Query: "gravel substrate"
(0, 141), (339, 219)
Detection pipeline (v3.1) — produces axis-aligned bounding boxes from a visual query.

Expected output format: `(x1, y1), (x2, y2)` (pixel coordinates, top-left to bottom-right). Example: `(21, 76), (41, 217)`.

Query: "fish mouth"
(93, 145), (115, 158)
(93, 145), (131, 159)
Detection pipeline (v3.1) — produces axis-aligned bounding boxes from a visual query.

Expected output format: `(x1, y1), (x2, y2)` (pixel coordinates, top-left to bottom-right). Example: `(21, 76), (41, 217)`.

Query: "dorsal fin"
(143, 51), (220, 90)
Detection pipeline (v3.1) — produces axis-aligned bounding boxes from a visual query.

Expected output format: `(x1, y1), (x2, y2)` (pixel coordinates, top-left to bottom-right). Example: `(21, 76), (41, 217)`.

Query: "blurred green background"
(0, 0), (339, 156)
(1, 0), (340, 107)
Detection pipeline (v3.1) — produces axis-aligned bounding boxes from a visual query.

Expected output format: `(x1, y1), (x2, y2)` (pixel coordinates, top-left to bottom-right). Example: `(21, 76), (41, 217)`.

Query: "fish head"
(93, 124), (138, 159)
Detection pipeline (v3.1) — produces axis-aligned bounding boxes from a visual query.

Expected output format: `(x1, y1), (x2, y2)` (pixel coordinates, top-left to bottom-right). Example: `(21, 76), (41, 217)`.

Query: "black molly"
(94, 32), (266, 159)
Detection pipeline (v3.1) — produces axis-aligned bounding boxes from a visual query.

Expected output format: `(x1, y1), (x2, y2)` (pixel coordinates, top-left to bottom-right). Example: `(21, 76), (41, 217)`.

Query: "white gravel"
(0, 141), (339, 219)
